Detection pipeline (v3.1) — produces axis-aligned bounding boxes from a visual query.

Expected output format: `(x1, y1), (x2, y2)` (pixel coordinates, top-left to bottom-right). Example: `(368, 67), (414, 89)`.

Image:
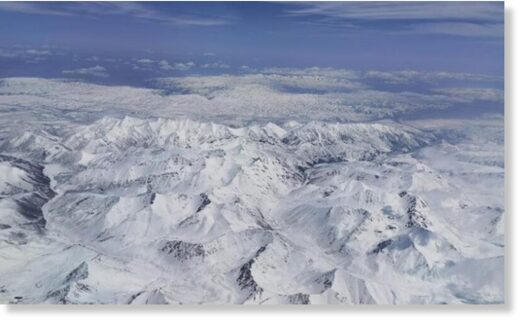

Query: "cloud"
(62, 65), (109, 78)
(0, 2), (234, 27)
(85, 56), (100, 62)
(285, 2), (502, 22)
(363, 70), (501, 85)
(0, 66), (503, 126)
(148, 66), (502, 122)
(410, 22), (503, 38)
(136, 58), (154, 64)
(201, 62), (230, 69)
(158, 60), (174, 70)
(25, 57), (48, 64)
(0, 46), (57, 62)
(0, 49), (17, 58)
(25, 49), (52, 55)
(135, 58), (197, 72)
(0, 2), (74, 17)
(174, 62), (196, 70)
(433, 88), (504, 103)
(284, 2), (503, 38)
(159, 60), (196, 71)
(262, 67), (358, 79)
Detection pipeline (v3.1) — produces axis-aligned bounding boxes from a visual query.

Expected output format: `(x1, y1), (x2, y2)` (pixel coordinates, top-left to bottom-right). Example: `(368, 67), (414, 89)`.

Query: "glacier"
(0, 77), (504, 304)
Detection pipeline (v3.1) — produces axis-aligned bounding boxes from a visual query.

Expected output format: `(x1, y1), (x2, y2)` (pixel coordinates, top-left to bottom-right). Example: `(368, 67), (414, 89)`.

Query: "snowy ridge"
(0, 115), (504, 304)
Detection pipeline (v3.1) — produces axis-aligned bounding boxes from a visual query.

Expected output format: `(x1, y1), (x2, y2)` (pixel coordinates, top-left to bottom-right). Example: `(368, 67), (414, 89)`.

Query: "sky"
(0, 1), (504, 82)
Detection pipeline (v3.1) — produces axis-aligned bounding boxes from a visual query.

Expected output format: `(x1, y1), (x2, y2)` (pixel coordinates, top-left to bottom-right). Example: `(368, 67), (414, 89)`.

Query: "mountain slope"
(0, 116), (504, 304)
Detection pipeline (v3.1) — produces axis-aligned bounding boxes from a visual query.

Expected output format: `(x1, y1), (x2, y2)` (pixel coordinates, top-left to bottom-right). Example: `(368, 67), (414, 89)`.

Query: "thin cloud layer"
(0, 2), (234, 26)
(136, 58), (154, 64)
(201, 62), (230, 69)
(160, 60), (196, 71)
(0, 2), (503, 38)
(285, 1), (503, 38)
(286, 2), (502, 21)
(62, 65), (109, 78)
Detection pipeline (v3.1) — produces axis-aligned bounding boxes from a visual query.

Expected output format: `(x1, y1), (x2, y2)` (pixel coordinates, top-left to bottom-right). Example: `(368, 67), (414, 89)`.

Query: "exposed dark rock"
(314, 269), (336, 292)
(44, 262), (90, 304)
(236, 245), (269, 301)
(160, 240), (205, 261)
(127, 291), (146, 304)
(287, 293), (310, 304)
(196, 193), (211, 213)
(369, 239), (393, 254)
(405, 195), (432, 229)
(45, 285), (71, 304)
(65, 262), (89, 283)
(0, 154), (56, 231)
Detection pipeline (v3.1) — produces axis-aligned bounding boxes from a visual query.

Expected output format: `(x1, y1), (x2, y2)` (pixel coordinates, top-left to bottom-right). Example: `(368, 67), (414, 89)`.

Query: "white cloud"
(286, 2), (502, 22)
(0, 49), (17, 58)
(159, 60), (196, 71)
(0, 67), (503, 129)
(201, 62), (230, 69)
(85, 56), (100, 62)
(174, 61), (196, 70)
(158, 60), (173, 70)
(136, 58), (154, 64)
(0, 2), (234, 27)
(62, 65), (109, 78)
(148, 67), (501, 122)
(0, 47), (57, 62)
(25, 49), (52, 55)
(363, 70), (501, 84)
(285, 2), (503, 38)
(411, 22), (503, 38)
(25, 57), (48, 64)
(433, 87), (504, 103)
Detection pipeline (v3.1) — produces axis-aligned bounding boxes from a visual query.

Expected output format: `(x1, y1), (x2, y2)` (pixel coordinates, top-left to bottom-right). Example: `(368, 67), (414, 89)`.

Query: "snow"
(0, 161), (32, 192)
(0, 78), (504, 305)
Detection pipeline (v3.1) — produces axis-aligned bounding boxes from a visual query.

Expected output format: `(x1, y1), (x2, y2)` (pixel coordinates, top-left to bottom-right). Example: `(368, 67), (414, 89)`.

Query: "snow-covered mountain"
(0, 109), (504, 304)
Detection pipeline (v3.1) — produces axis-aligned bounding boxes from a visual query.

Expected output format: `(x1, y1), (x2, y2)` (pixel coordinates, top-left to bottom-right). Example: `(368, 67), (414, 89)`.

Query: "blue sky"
(0, 1), (504, 80)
